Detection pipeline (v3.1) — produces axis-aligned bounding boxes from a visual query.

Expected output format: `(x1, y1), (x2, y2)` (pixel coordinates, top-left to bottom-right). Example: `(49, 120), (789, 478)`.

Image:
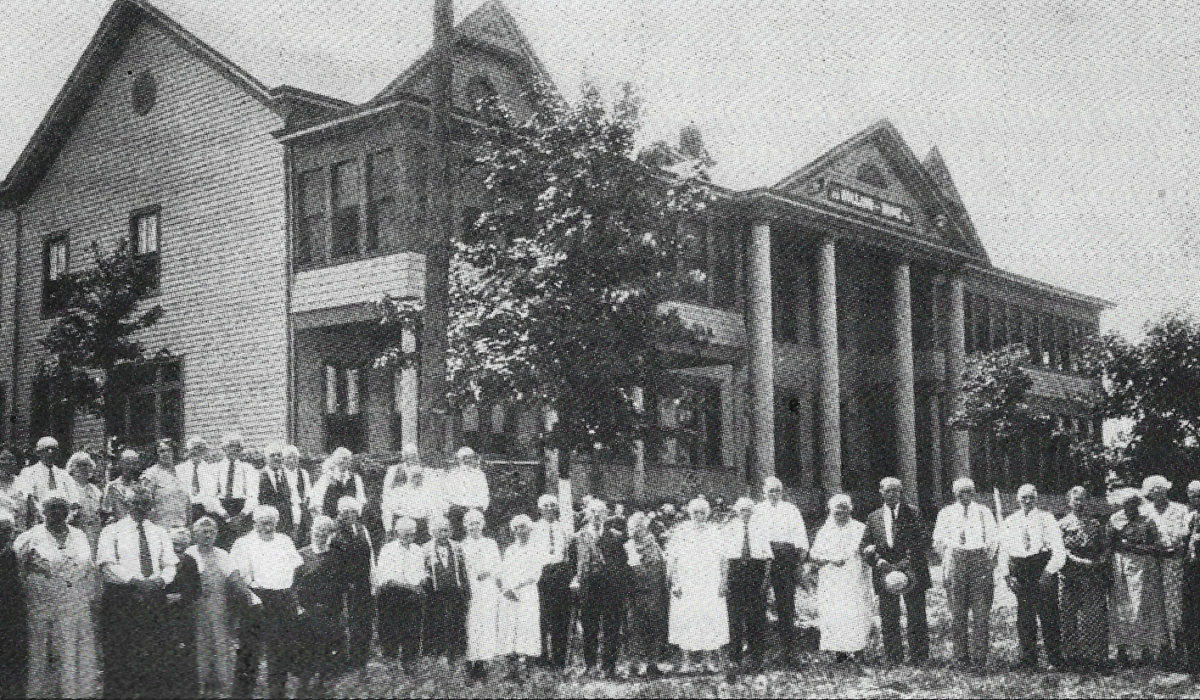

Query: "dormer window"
(856, 163), (889, 189)
(131, 71), (157, 116)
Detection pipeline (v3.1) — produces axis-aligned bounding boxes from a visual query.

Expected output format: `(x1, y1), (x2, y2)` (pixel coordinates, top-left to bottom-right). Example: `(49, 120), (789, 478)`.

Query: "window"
(654, 381), (723, 468)
(105, 358), (183, 449)
(676, 219), (709, 304)
(771, 233), (798, 342)
(323, 363), (366, 453)
(710, 220), (737, 308)
(367, 149), (397, 253)
(331, 160), (362, 259)
(972, 294), (991, 353)
(131, 71), (157, 116)
(296, 169), (328, 265)
(461, 401), (518, 457)
(131, 208), (160, 290)
(400, 142), (429, 252)
(41, 234), (69, 315)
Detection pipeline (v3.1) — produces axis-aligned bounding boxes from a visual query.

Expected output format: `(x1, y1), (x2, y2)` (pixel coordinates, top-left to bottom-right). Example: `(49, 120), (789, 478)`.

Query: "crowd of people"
(2, 433), (1200, 699)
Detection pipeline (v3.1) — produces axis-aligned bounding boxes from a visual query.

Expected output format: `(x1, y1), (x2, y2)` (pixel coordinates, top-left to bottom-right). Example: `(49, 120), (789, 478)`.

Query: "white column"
(746, 220), (776, 485)
(815, 236), (842, 492)
(893, 259), (919, 504)
(945, 274), (970, 479)
(632, 387), (647, 502)
(399, 329), (419, 447)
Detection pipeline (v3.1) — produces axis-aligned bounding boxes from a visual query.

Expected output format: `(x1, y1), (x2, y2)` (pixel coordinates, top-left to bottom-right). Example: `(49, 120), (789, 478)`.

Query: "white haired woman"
(64, 451), (104, 552)
(295, 515), (342, 698)
(498, 514), (548, 681)
(187, 516), (244, 699)
(15, 493), (100, 698)
(810, 493), (875, 662)
(667, 496), (729, 674)
(1109, 490), (1167, 666)
(1142, 475), (1191, 664)
(331, 495), (375, 673)
(461, 508), (501, 683)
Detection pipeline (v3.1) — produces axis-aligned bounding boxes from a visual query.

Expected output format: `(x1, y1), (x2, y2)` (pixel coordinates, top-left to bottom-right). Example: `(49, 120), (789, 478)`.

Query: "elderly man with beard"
(96, 485), (178, 698)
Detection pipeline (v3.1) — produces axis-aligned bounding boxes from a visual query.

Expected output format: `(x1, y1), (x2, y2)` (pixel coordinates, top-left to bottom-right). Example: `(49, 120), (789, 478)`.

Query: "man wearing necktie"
(256, 444), (299, 537)
(723, 497), (772, 679)
(932, 477), (999, 668)
(571, 499), (628, 679)
(532, 494), (574, 671)
(214, 434), (258, 549)
(14, 437), (76, 521)
(96, 485), (179, 698)
(861, 477), (931, 666)
(999, 483), (1066, 669)
(175, 437), (219, 523)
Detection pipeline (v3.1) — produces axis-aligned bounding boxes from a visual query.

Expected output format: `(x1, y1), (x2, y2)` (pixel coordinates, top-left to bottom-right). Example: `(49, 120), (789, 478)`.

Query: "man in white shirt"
(532, 494), (574, 670)
(861, 477), (931, 666)
(999, 483), (1066, 669)
(444, 447), (490, 539)
(230, 505), (303, 699)
(95, 484), (179, 698)
(932, 477), (999, 668)
(376, 517), (426, 671)
(282, 445), (313, 543)
(724, 497), (773, 677)
(753, 476), (808, 662)
(213, 434), (259, 548)
(15, 436), (75, 516)
(174, 437), (220, 520)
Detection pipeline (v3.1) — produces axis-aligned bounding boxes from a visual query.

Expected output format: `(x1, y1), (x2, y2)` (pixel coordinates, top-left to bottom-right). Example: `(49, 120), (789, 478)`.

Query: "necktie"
(888, 506), (897, 548)
(138, 520), (154, 578)
(47, 465), (58, 493)
(742, 522), (752, 560)
(548, 524), (556, 557)
(224, 461), (235, 498)
(191, 462), (201, 496)
(1022, 514), (1033, 552)
(960, 504), (969, 546)
(276, 468), (286, 494)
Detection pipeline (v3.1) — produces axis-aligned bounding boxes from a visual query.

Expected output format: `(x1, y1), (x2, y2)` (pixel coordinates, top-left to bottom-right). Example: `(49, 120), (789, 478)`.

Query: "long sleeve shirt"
(14, 462), (76, 505)
(375, 540), (427, 590)
(529, 518), (573, 567)
(998, 507), (1067, 576)
(213, 459), (259, 513)
(95, 516), (179, 585)
(230, 532), (303, 590)
(933, 501), (999, 557)
(173, 460), (220, 503)
(443, 467), (489, 511)
(723, 516), (774, 560)
(752, 500), (809, 550)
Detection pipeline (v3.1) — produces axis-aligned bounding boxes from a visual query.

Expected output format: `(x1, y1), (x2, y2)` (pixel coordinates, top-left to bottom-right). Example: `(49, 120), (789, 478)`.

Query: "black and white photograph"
(0, 0), (1196, 697)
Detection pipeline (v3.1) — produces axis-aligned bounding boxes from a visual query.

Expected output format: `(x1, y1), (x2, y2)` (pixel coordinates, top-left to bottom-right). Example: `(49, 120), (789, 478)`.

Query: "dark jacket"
(861, 503), (931, 594)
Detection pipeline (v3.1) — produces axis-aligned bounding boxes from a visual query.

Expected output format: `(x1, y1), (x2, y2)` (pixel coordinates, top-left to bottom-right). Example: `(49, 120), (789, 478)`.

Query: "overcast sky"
(1, 0), (1196, 339)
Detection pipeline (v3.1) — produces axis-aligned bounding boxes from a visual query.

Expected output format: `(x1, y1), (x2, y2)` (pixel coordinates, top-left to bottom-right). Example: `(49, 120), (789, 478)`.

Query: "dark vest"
(322, 475), (357, 519)
(258, 469), (294, 534)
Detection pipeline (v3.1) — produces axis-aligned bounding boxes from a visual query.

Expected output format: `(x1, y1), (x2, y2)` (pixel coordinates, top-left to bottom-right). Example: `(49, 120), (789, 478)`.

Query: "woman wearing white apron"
(810, 493), (876, 663)
(461, 508), (501, 684)
(498, 515), (547, 681)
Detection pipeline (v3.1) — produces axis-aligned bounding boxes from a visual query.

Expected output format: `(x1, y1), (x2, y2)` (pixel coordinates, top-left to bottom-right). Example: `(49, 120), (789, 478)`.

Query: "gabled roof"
(0, 0), (293, 205)
(369, 0), (555, 106)
(771, 119), (991, 264)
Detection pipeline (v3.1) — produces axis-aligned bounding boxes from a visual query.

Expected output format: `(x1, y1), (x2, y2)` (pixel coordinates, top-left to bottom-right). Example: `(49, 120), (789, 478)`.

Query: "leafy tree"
(951, 342), (1108, 491)
(1081, 312), (1200, 487)
(39, 238), (165, 438)
(377, 81), (711, 494)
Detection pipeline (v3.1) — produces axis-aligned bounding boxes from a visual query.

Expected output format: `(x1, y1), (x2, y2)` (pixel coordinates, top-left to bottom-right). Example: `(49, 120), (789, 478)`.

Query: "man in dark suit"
(570, 499), (628, 679)
(861, 476), (931, 666)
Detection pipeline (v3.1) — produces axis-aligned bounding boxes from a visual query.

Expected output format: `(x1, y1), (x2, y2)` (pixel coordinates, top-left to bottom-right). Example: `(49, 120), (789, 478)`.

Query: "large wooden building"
(0, 0), (1109, 509)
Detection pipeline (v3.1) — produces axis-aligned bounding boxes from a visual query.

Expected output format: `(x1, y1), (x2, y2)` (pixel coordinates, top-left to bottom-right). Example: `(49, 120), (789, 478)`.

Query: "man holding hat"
(723, 496), (772, 677)
(14, 437), (75, 516)
(531, 493), (574, 670)
(753, 477), (808, 663)
(861, 477), (931, 666)
(999, 483), (1066, 669)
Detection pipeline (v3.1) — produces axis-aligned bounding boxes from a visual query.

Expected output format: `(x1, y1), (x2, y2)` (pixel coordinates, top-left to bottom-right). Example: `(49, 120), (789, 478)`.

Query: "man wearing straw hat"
(861, 476), (931, 666)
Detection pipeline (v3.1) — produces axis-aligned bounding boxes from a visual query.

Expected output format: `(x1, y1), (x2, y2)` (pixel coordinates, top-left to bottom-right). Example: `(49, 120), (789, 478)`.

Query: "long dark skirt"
(423, 588), (468, 660)
(0, 549), (26, 699)
(102, 584), (170, 699)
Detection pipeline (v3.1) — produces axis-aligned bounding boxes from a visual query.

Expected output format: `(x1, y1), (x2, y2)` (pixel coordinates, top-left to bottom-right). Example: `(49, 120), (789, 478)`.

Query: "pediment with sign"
(773, 120), (989, 262)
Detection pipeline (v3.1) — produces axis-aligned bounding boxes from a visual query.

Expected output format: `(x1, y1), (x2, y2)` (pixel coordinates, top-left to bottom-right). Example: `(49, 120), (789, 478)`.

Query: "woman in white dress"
(14, 493), (100, 698)
(461, 508), (501, 683)
(667, 496), (729, 674)
(498, 514), (546, 681)
(810, 493), (875, 663)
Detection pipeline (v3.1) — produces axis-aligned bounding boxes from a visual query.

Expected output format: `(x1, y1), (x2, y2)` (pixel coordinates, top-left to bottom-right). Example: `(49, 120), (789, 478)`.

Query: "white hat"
(538, 494), (558, 509)
(1142, 475), (1172, 495)
(763, 476), (783, 491)
(337, 496), (362, 515)
(35, 436), (58, 450)
(952, 477), (977, 495)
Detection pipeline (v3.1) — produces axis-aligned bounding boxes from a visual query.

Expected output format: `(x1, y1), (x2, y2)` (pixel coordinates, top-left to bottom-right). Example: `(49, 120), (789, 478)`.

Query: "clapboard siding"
(3, 20), (287, 451)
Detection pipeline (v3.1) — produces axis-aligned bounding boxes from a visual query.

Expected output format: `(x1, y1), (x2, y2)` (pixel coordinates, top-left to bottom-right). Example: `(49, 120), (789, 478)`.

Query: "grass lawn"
(324, 568), (1200, 699)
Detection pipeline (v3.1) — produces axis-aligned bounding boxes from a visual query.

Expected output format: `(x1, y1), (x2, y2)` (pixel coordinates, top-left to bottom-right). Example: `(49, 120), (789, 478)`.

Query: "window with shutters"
(296, 169), (327, 265)
(105, 359), (183, 450)
(41, 234), (69, 316)
(367, 149), (397, 253)
(131, 207), (161, 291)
(461, 402), (518, 457)
(330, 160), (362, 259)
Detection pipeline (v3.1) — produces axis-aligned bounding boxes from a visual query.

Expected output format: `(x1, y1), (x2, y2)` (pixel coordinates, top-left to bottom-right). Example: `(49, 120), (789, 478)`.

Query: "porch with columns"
(743, 215), (970, 511)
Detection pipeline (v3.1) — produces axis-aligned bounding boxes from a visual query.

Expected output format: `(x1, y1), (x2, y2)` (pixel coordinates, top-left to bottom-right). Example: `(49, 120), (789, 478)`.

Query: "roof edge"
(967, 264), (1115, 311)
